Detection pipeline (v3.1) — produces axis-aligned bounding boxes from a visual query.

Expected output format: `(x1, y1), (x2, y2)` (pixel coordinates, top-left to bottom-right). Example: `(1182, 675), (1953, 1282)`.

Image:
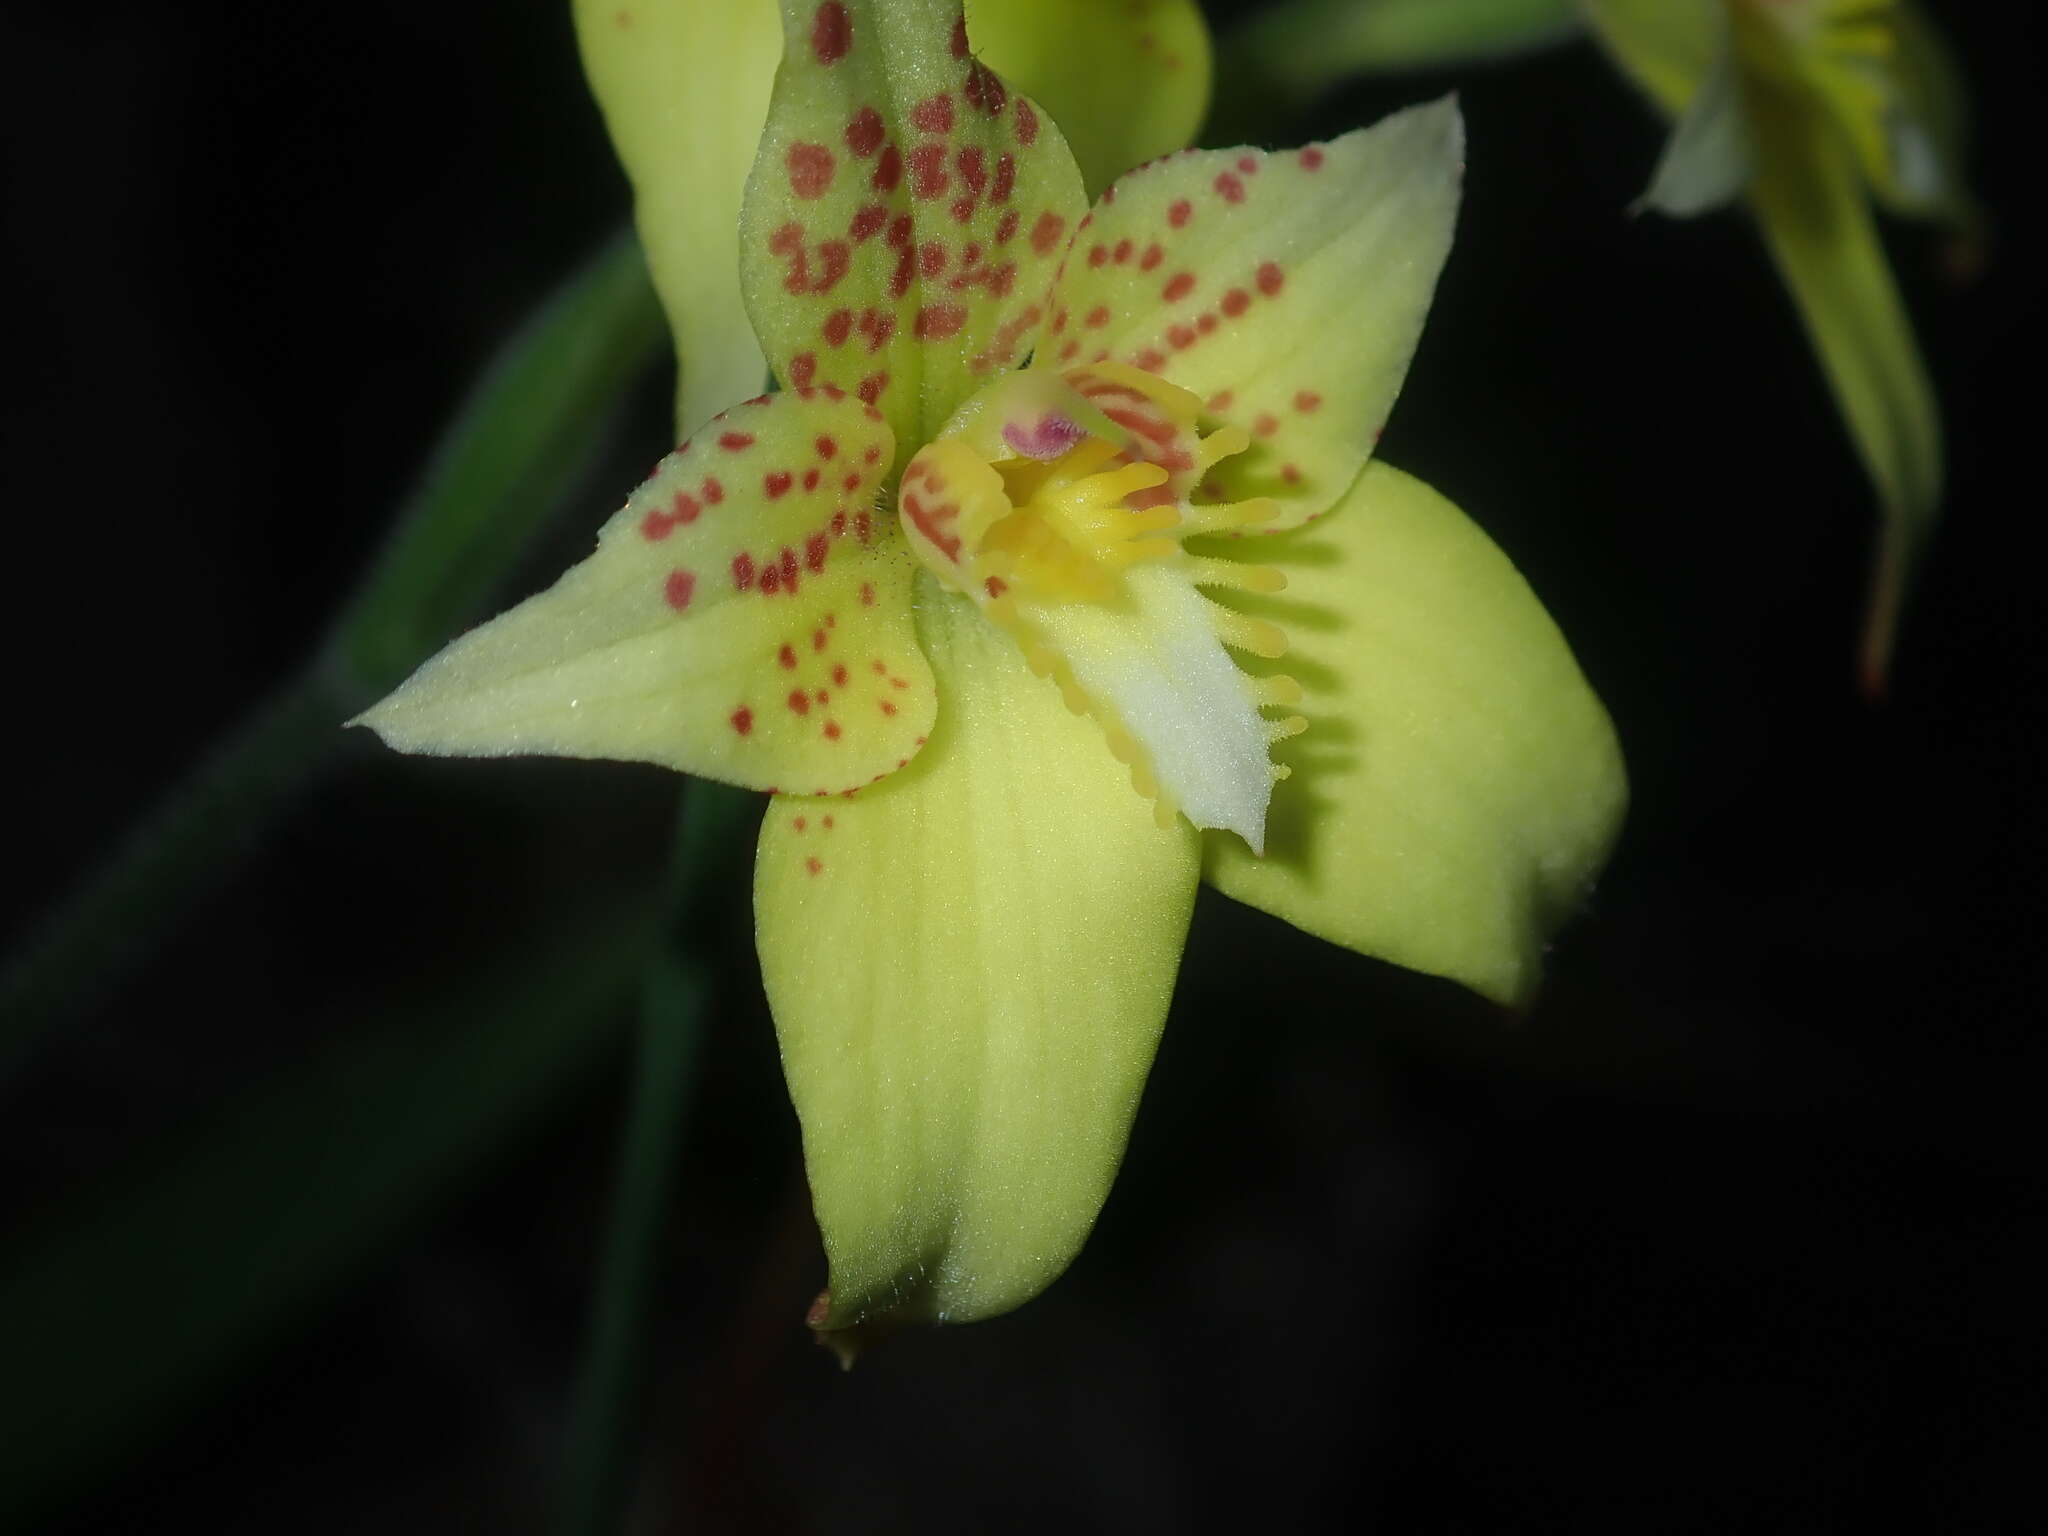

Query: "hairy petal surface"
(353, 393), (936, 795)
(1203, 463), (1625, 1009)
(757, 583), (1199, 1338)
(740, 0), (1088, 456)
(1039, 100), (1462, 528)
(574, 0), (783, 436)
(966, 0), (1212, 199)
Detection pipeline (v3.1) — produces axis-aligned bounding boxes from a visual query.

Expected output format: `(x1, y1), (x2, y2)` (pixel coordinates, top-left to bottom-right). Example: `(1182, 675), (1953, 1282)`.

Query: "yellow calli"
(356, 0), (1625, 1350)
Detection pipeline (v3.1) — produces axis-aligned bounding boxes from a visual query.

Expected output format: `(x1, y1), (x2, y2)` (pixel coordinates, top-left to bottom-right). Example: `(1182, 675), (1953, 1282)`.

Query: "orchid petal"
(756, 584), (1199, 1343)
(1202, 463), (1625, 1009)
(1637, 32), (1752, 215)
(966, 0), (1212, 199)
(1038, 100), (1462, 529)
(353, 392), (936, 794)
(573, 1), (782, 437)
(1744, 68), (1941, 690)
(739, 0), (1088, 456)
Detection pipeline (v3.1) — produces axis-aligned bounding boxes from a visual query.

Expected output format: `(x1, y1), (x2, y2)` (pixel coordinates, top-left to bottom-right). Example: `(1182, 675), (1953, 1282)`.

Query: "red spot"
(1237, 155), (1259, 175)
(1113, 238), (1133, 264)
(908, 143), (948, 199)
(777, 644), (798, 671)
(1162, 271), (1195, 302)
(823, 721), (843, 740)
(1215, 172), (1245, 203)
(912, 93), (954, 135)
(857, 309), (896, 351)
(813, 240), (850, 292)
(1057, 339), (1079, 361)
(920, 241), (947, 277)
(779, 547), (800, 589)
(812, 626), (828, 650)
(991, 153), (1015, 203)
(1168, 199), (1192, 228)
(810, 2), (850, 64)
(788, 689), (811, 715)
(1083, 304), (1109, 329)
(842, 472), (861, 491)
(849, 203), (886, 242)
(663, 570), (696, 609)
(846, 107), (884, 157)
(984, 575), (1009, 598)
(1029, 211), (1066, 255)
(963, 62), (1006, 115)
(1139, 243), (1163, 271)
(824, 815), (834, 829)
(765, 471), (793, 499)
(1168, 323), (1196, 349)
(873, 145), (902, 191)
(802, 467), (820, 491)
(957, 145), (987, 191)
(1299, 146), (1325, 171)
(1197, 312), (1217, 334)
(731, 707), (754, 735)
(1087, 244), (1108, 268)
(855, 511), (873, 540)
(788, 352), (817, 390)
(1281, 463), (1302, 484)
(994, 209), (1020, 244)
(806, 855), (823, 875)
(1207, 390), (1234, 412)
(1221, 288), (1250, 317)
(760, 563), (782, 594)
(1294, 390), (1322, 413)
(1014, 99), (1038, 146)
(733, 553), (757, 589)
(880, 699), (898, 716)
(1254, 413), (1278, 437)
(805, 532), (830, 571)
(949, 15), (969, 58)
(787, 142), (835, 198)
(914, 303), (967, 339)
(857, 372), (888, 404)
(721, 432), (757, 453)
(815, 434), (838, 460)
(1256, 261), (1285, 296)
(859, 582), (876, 606)
(872, 660), (888, 673)
(823, 309), (852, 347)
(833, 663), (850, 686)
(794, 816), (807, 831)
(863, 444), (882, 463)
(702, 476), (724, 503)
(1133, 347), (1165, 371)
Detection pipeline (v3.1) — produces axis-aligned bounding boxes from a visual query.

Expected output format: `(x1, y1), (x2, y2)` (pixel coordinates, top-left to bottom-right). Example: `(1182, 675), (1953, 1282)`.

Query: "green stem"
(553, 780), (759, 1536)
(0, 234), (664, 1078)
(0, 661), (359, 1076)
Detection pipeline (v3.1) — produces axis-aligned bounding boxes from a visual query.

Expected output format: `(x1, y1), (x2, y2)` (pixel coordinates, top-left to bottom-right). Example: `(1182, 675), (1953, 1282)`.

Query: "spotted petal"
(352, 392), (935, 795)
(1203, 462), (1626, 1009)
(739, 0), (1088, 456)
(756, 584), (1199, 1341)
(1038, 99), (1462, 529)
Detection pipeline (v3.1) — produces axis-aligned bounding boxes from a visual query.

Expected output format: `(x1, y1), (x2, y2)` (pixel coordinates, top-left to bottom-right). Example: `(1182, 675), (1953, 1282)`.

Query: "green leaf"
(1203, 462), (1626, 1010)
(1234, 0), (1581, 99)
(332, 232), (666, 692)
(0, 900), (656, 1530)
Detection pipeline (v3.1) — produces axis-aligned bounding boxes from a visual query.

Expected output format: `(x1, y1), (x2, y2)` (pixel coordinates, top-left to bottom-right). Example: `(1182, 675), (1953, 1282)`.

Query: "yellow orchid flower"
(1581, 0), (1977, 689)
(353, 0), (1625, 1352)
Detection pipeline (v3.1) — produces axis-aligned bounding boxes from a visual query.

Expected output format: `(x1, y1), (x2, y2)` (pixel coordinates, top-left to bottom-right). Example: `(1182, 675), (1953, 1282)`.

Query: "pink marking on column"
(663, 570), (696, 609)
(1215, 172), (1245, 203)
(731, 707), (754, 735)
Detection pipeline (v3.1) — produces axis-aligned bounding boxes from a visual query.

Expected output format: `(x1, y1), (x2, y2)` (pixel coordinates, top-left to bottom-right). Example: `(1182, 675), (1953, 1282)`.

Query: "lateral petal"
(1038, 100), (1463, 529)
(1202, 463), (1625, 1010)
(353, 393), (936, 795)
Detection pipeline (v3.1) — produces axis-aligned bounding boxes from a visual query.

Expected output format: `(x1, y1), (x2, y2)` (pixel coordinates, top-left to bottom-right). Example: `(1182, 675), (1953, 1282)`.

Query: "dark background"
(3, 1), (2042, 1530)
